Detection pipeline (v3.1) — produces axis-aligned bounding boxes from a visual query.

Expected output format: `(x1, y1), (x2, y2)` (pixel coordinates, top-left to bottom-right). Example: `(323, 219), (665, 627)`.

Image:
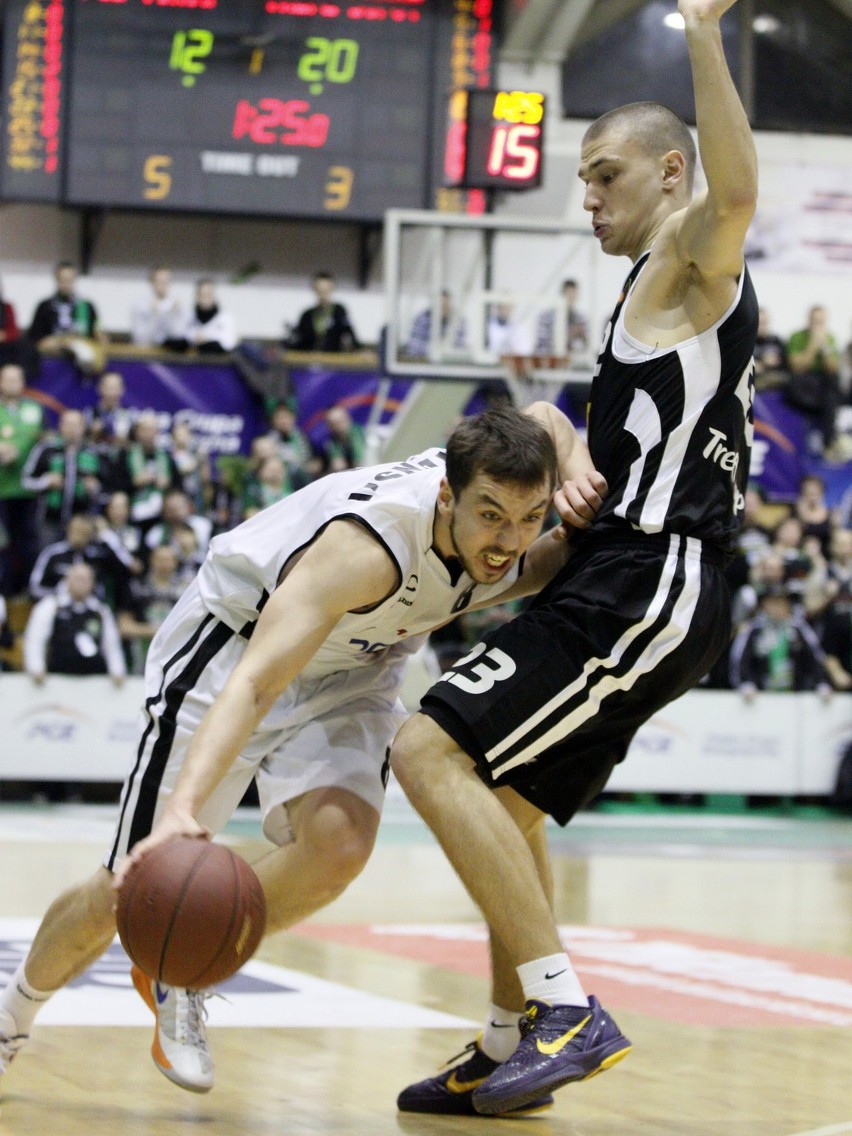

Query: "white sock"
(480, 1003), (521, 1062)
(516, 953), (589, 1008)
(0, 964), (54, 1034)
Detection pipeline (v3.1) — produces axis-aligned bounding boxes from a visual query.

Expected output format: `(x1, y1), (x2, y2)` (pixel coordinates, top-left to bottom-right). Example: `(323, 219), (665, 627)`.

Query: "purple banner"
(750, 389), (807, 503)
(290, 367), (413, 447)
(30, 356), (266, 455)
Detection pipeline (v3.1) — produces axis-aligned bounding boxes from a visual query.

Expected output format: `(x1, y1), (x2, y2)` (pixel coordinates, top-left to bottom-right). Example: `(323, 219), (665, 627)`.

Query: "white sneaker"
(131, 966), (214, 1093)
(0, 1007), (28, 1089)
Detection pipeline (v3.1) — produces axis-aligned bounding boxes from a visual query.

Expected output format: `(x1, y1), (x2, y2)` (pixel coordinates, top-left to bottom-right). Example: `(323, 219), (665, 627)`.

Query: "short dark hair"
(445, 406), (557, 498)
(584, 101), (697, 191)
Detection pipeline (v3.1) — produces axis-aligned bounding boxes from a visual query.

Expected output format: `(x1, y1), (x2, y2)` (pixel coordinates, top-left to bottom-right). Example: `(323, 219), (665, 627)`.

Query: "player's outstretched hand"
(553, 470), (608, 535)
(112, 808), (211, 893)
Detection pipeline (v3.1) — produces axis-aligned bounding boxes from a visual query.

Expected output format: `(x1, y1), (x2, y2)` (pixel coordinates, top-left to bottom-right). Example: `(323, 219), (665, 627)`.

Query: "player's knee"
(303, 799), (377, 886)
(391, 712), (464, 801)
(389, 713), (433, 791)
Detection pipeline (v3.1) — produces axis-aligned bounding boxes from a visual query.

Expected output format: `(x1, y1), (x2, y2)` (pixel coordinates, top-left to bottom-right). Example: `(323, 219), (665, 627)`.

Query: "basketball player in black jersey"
(394, 0), (759, 1117)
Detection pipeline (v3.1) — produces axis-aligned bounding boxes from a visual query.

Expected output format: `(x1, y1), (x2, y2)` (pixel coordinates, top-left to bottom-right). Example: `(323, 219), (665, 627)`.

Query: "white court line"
(787, 1124), (852, 1136)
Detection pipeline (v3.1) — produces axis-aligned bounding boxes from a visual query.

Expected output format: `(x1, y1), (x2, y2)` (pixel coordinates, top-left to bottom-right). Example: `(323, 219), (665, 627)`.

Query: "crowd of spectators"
(700, 477), (852, 699)
(0, 349), (368, 707)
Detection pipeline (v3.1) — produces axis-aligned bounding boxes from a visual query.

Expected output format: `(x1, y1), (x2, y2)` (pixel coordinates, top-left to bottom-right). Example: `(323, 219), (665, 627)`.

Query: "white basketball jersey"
(196, 449), (524, 678)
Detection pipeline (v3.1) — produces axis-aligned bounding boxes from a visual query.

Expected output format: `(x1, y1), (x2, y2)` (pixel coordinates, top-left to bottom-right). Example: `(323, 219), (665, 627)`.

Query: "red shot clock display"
(445, 88), (545, 191)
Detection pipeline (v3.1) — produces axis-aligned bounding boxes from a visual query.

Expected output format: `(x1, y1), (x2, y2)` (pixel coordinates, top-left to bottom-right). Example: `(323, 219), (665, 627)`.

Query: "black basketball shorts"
(421, 533), (731, 825)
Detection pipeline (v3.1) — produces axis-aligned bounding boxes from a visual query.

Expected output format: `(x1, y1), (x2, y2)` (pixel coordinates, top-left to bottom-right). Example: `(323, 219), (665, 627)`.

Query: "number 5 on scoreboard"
(325, 165), (353, 211)
(144, 155), (172, 200)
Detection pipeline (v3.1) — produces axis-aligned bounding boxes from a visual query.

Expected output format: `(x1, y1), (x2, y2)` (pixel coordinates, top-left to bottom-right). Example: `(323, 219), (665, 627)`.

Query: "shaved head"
(584, 102), (697, 191)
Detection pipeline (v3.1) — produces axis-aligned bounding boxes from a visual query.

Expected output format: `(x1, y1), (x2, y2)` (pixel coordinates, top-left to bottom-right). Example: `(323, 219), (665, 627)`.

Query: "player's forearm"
(685, 14), (757, 214)
(524, 401), (595, 483)
(168, 673), (274, 816)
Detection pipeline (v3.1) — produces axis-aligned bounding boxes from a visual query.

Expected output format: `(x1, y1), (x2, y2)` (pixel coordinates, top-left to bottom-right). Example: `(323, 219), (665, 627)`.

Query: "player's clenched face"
(578, 130), (672, 260)
(436, 473), (552, 585)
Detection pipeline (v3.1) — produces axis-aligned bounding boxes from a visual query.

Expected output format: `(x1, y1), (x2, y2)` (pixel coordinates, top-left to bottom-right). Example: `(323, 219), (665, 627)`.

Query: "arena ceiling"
(501, 0), (852, 64)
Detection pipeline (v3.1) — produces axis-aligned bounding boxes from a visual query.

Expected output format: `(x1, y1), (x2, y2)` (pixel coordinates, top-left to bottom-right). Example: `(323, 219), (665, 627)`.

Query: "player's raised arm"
(675, 0), (758, 275)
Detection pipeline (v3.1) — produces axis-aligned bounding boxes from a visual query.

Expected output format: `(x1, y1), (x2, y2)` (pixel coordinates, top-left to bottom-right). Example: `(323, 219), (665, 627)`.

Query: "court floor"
(0, 792), (850, 1136)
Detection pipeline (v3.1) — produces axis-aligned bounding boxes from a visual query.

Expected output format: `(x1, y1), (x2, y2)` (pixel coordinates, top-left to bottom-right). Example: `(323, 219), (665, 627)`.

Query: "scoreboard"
(445, 88), (545, 190)
(1, 0), (502, 222)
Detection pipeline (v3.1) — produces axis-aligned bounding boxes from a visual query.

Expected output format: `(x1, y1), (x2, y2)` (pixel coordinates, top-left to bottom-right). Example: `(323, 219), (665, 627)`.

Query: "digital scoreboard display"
(0, 0), (500, 221)
(63, 0), (438, 221)
(445, 88), (545, 191)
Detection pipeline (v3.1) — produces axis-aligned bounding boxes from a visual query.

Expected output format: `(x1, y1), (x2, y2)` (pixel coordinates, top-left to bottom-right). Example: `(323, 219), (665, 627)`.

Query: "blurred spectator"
(85, 370), (134, 497)
(24, 561), (126, 684)
(143, 488), (212, 561)
(211, 434), (278, 533)
(117, 543), (187, 674)
(405, 290), (467, 358)
(84, 370), (134, 451)
(487, 301), (533, 357)
(785, 305), (846, 460)
(753, 307), (790, 389)
(179, 278), (238, 355)
(171, 523), (204, 583)
(170, 420), (207, 509)
(729, 485), (773, 583)
(0, 363), (44, 595)
(130, 265), (185, 350)
(769, 514), (815, 598)
(285, 271), (359, 352)
(27, 262), (108, 377)
(820, 550), (852, 691)
(21, 408), (101, 544)
(0, 277), (23, 368)
(535, 278), (589, 357)
(29, 513), (136, 607)
(242, 455), (292, 518)
(316, 404), (366, 474)
(95, 490), (143, 560)
(123, 411), (180, 528)
(729, 581), (832, 701)
(730, 547), (789, 629)
(805, 526), (852, 626)
(793, 474), (833, 558)
(265, 399), (316, 487)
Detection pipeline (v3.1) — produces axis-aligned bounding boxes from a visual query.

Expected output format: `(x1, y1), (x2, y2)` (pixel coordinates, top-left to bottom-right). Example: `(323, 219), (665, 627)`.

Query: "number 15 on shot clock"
(445, 89), (545, 192)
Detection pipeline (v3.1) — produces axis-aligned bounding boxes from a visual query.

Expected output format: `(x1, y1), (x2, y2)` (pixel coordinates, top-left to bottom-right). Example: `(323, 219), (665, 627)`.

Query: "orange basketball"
(116, 837), (266, 990)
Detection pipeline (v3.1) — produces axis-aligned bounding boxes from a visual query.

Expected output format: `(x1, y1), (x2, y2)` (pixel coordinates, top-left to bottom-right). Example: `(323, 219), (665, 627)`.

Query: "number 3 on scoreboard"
(324, 165), (353, 211)
(144, 155), (173, 200)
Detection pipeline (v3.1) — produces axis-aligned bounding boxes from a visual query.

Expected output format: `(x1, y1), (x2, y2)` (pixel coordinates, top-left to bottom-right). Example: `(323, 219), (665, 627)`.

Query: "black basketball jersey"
(586, 253), (758, 553)
(47, 602), (108, 675)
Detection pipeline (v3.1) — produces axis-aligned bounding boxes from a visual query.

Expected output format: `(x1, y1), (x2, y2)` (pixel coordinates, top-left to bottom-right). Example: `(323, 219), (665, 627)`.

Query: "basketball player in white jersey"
(394, 0), (760, 1117)
(0, 403), (605, 1098)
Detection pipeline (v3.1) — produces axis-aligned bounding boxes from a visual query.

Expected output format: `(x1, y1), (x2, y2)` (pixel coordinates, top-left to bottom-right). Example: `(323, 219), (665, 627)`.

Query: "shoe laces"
(158, 985), (212, 1049)
(0, 1029), (27, 1073)
(440, 1039), (479, 1070)
(181, 989), (212, 1049)
(519, 1003), (541, 1038)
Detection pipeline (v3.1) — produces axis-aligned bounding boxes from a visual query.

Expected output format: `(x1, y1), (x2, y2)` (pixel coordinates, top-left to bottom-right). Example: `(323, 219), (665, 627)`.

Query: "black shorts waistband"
(568, 530), (727, 570)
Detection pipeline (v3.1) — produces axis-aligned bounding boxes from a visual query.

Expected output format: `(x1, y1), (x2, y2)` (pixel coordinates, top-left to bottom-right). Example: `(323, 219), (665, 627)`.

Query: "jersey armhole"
(275, 513), (404, 613)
